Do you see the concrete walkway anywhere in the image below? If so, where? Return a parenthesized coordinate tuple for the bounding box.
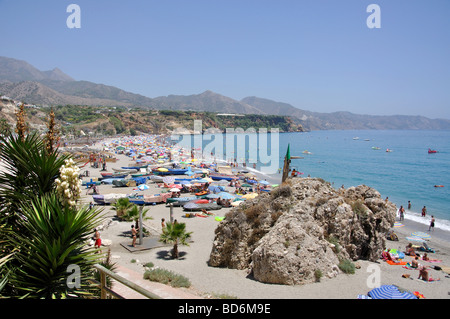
(110, 265, 203, 299)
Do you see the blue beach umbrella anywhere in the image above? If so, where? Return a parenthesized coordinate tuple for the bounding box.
(217, 192, 236, 200)
(368, 285, 417, 299)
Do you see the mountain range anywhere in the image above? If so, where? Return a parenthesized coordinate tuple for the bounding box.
(1, 56, 450, 131)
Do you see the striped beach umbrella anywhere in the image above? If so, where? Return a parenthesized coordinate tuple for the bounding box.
(405, 236, 425, 243)
(368, 285, 417, 299)
(411, 231, 431, 239)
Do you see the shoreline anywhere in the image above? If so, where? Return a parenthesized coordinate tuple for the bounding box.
(79, 136, 450, 299)
(2, 134, 449, 299)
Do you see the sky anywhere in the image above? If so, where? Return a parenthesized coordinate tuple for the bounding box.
(0, 0, 449, 119)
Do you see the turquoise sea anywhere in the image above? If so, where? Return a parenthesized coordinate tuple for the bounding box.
(172, 130, 450, 232)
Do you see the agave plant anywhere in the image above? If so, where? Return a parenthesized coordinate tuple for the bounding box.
(159, 222, 192, 259)
(7, 193, 104, 298)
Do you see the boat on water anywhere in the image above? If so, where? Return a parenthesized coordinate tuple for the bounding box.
(302, 150, 312, 155)
(386, 149, 393, 152)
(372, 147, 381, 150)
(428, 148, 438, 154)
(353, 137, 359, 140)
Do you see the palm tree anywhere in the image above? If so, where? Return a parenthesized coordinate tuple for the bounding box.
(159, 222, 192, 259)
(111, 197, 133, 219)
(121, 204, 152, 229)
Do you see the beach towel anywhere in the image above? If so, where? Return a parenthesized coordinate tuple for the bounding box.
(386, 260, 407, 266)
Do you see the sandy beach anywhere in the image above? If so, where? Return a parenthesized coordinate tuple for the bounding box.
(66, 137, 449, 300)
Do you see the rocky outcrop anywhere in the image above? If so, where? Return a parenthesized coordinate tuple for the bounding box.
(208, 178, 397, 285)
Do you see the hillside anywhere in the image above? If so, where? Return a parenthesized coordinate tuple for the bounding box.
(0, 103, 303, 136)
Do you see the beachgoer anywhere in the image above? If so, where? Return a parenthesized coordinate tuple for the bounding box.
(161, 218, 165, 229)
(422, 253, 429, 261)
(422, 206, 427, 217)
(94, 228, 101, 252)
(418, 266, 440, 282)
(131, 225, 138, 247)
(398, 206, 405, 221)
(429, 216, 435, 231)
(89, 202, 94, 210)
(406, 243, 417, 257)
(411, 256, 419, 268)
(408, 201, 411, 209)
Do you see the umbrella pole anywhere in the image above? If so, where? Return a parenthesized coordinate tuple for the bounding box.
(169, 203, 174, 223)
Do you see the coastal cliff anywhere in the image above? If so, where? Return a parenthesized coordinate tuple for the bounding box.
(208, 178, 397, 285)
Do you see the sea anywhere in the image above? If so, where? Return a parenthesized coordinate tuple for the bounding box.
(170, 130, 450, 232)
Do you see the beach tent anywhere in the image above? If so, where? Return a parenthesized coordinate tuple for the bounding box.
(367, 285, 417, 299)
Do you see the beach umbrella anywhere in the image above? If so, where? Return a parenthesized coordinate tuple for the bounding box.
(405, 236, 425, 243)
(138, 184, 149, 191)
(206, 194, 219, 199)
(394, 222, 404, 228)
(241, 183, 252, 188)
(169, 188, 180, 192)
(183, 202, 200, 210)
(163, 176, 175, 184)
(208, 185, 221, 194)
(259, 180, 270, 185)
(217, 192, 236, 200)
(242, 193, 258, 199)
(411, 231, 431, 239)
(368, 285, 417, 299)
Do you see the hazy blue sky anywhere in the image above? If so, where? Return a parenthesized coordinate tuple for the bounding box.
(1, 0, 449, 119)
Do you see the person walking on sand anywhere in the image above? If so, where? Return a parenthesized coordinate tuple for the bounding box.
(429, 216, 435, 232)
(93, 228, 101, 252)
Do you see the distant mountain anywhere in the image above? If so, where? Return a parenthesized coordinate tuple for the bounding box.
(242, 96, 450, 131)
(151, 90, 265, 114)
(1, 56, 450, 130)
(0, 56, 74, 82)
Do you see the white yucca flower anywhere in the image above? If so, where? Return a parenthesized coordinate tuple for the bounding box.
(56, 158, 82, 208)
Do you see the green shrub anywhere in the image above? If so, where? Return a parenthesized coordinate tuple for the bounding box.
(143, 268, 191, 288)
(338, 259, 356, 274)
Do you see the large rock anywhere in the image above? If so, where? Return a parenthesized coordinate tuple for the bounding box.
(208, 178, 396, 285)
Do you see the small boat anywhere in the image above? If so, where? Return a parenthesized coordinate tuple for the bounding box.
(121, 164, 149, 170)
(210, 173, 238, 181)
(386, 149, 393, 152)
(353, 137, 359, 140)
(434, 185, 444, 188)
(428, 148, 438, 154)
(302, 150, 312, 155)
(112, 167, 139, 173)
(152, 168, 188, 175)
(372, 147, 380, 150)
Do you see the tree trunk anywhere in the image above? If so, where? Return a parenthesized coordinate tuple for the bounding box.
(172, 240, 179, 259)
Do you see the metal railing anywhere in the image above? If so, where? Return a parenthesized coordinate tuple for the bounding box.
(92, 264, 162, 299)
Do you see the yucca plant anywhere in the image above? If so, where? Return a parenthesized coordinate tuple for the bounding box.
(159, 222, 192, 259)
(0, 132, 69, 219)
(7, 193, 104, 298)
